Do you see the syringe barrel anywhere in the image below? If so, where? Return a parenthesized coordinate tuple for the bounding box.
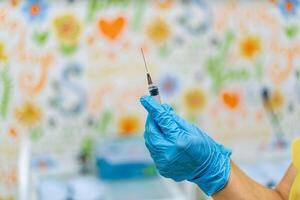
(148, 85, 161, 103)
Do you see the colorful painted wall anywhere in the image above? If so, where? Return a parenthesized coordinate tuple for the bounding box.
(1, 0, 300, 198)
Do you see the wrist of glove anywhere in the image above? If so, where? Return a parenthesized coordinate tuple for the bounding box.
(140, 96, 231, 196)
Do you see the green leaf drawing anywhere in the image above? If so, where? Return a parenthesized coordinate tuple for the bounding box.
(206, 31, 250, 92)
(81, 137, 94, 157)
(60, 44, 78, 55)
(285, 25, 298, 39)
(30, 125, 44, 141)
(96, 110, 113, 134)
(33, 31, 49, 45)
(0, 66, 12, 119)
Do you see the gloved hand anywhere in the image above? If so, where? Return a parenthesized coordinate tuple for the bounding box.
(140, 96, 232, 196)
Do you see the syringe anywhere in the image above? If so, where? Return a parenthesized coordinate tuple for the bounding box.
(141, 48, 161, 103)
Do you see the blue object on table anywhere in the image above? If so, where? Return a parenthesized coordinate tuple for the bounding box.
(96, 137, 157, 180)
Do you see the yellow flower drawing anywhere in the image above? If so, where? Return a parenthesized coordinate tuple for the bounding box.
(269, 89, 284, 111)
(184, 88, 206, 111)
(240, 36, 261, 59)
(14, 101, 42, 127)
(146, 17, 171, 44)
(53, 14, 81, 46)
(0, 43, 8, 62)
(118, 115, 141, 136)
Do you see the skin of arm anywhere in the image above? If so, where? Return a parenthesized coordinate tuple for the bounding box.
(213, 162, 297, 200)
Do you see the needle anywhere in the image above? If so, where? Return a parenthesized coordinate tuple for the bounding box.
(141, 48, 149, 73)
(140, 48, 153, 85)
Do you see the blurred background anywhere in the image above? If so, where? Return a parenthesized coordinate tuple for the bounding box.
(0, 0, 299, 199)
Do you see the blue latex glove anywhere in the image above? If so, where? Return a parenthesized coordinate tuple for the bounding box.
(140, 96, 232, 196)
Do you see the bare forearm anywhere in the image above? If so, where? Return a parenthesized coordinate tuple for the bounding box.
(212, 162, 297, 200)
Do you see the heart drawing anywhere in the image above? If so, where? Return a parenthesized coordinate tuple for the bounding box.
(222, 91, 240, 109)
(98, 16, 126, 41)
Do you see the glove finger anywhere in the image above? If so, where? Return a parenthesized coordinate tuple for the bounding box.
(161, 104, 173, 112)
(144, 116, 178, 152)
(140, 96, 180, 140)
(144, 116, 173, 161)
(161, 104, 191, 132)
(140, 96, 166, 117)
(144, 116, 165, 148)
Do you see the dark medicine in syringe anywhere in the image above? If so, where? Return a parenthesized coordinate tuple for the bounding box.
(146, 73, 159, 96)
(149, 85, 159, 96)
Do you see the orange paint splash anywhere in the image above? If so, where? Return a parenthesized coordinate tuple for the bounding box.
(240, 36, 261, 59)
(285, 1, 294, 13)
(8, 127, 18, 138)
(30, 4, 40, 16)
(118, 115, 140, 136)
(154, 0, 175, 10)
(11, 0, 19, 7)
(98, 16, 126, 41)
(222, 91, 240, 110)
